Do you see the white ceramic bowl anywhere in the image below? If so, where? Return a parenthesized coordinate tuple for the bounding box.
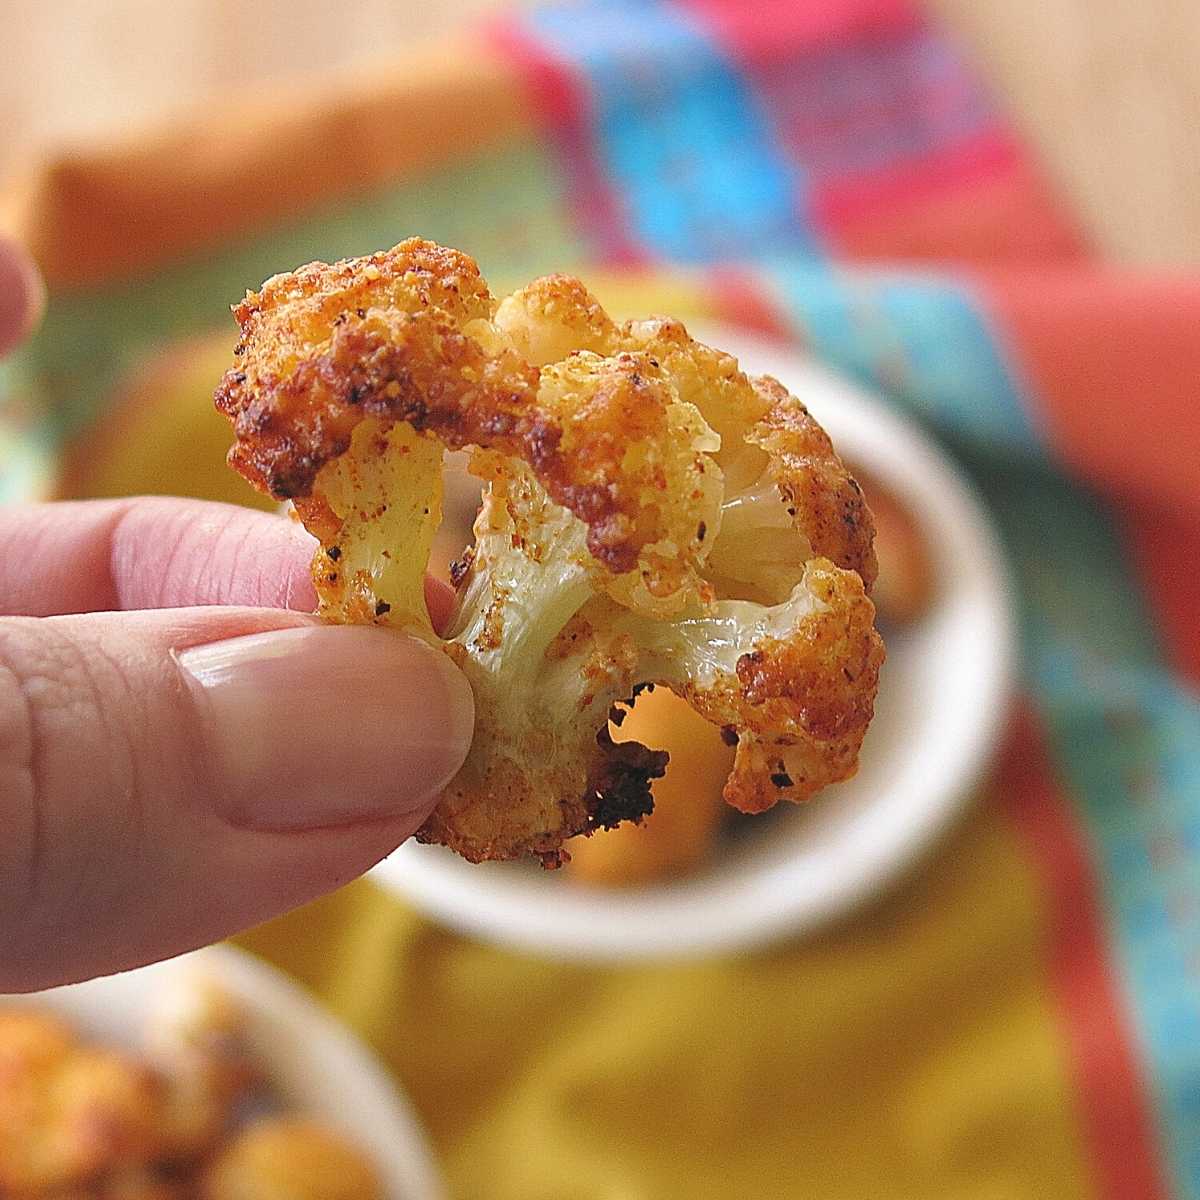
(372, 328, 1015, 961)
(0, 946, 444, 1200)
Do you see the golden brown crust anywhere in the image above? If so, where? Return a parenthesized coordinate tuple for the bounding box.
(733, 568, 881, 744)
(216, 241, 706, 582)
(749, 374, 878, 589)
(214, 238, 883, 864)
(676, 559, 884, 812)
(218, 310, 536, 500)
(215, 239, 496, 497)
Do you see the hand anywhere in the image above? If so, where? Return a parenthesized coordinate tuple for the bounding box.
(1, 241, 474, 993)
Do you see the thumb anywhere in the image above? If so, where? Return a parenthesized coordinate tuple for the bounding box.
(0, 608, 473, 992)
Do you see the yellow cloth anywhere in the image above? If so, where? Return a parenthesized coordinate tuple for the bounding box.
(238, 796, 1091, 1199)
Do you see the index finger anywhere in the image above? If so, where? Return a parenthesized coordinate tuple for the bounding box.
(12, 496, 457, 626)
(11, 498, 318, 616)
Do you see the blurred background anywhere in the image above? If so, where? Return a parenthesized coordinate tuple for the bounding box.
(2, 1, 1199, 1198)
(4, 0, 1200, 263)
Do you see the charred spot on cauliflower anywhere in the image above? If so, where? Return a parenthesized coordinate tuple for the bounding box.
(215, 238, 884, 866)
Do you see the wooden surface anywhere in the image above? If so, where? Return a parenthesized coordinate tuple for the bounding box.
(928, 0, 1200, 264)
(2, 0, 1197, 264)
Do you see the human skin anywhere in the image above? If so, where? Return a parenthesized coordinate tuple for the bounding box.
(0, 238, 474, 992)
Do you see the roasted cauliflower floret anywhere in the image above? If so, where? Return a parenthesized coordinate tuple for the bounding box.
(215, 238, 883, 865)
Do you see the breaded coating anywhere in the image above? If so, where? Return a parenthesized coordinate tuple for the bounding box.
(216, 238, 883, 865)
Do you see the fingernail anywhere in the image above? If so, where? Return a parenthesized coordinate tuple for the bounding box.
(177, 626, 474, 830)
